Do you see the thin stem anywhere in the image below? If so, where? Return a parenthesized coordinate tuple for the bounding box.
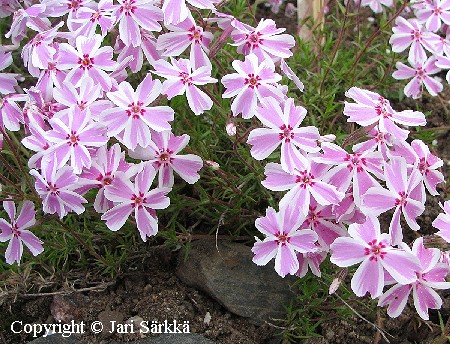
(319, 0, 351, 95)
(349, 0, 409, 85)
(55, 218, 109, 267)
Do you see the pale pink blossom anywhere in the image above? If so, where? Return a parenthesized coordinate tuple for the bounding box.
(362, 157, 425, 245)
(344, 87, 426, 141)
(222, 53, 283, 118)
(231, 18, 295, 62)
(389, 17, 441, 64)
(252, 205, 318, 278)
(162, 0, 217, 25)
(261, 159, 345, 216)
(45, 108, 108, 174)
(5, 4, 50, 44)
(415, 0, 450, 32)
(314, 142, 384, 206)
(360, 0, 393, 13)
(152, 58, 217, 115)
(21, 22, 63, 73)
(378, 237, 450, 319)
(78, 144, 136, 213)
(432, 200, 450, 242)
(390, 139, 444, 195)
(71, 0, 116, 37)
(58, 34, 118, 91)
(128, 130, 203, 188)
(157, 16, 213, 69)
(100, 74, 174, 150)
(247, 96, 320, 172)
(114, 0, 162, 47)
(330, 215, 421, 298)
(0, 47, 20, 95)
(393, 57, 443, 98)
(30, 154, 88, 218)
(0, 201, 43, 265)
(102, 163, 171, 241)
(43, 0, 95, 31)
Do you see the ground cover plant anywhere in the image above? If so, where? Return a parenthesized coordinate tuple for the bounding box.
(0, 0, 450, 342)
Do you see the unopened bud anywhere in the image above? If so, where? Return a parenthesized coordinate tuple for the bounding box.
(206, 160, 220, 170)
(329, 268, 347, 294)
(225, 121, 236, 136)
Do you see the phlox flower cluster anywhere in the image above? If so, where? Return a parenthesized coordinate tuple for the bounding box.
(388, 1, 450, 98)
(0, 0, 448, 324)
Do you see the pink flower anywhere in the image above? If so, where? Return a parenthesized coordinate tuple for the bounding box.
(30, 154, 88, 218)
(162, 0, 217, 25)
(0, 93, 26, 132)
(78, 143, 136, 213)
(100, 74, 174, 150)
(58, 34, 118, 91)
(116, 29, 161, 73)
(362, 157, 425, 245)
(300, 200, 348, 248)
(101, 163, 171, 241)
(360, 0, 393, 13)
(115, 0, 162, 47)
(252, 205, 318, 278)
(330, 215, 421, 298)
(128, 130, 203, 188)
(393, 57, 443, 98)
(0, 47, 20, 95)
(152, 58, 217, 115)
(43, 0, 95, 31)
(0, 201, 43, 265)
(433, 200, 450, 242)
(313, 142, 384, 206)
(389, 17, 440, 64)
(230, 18, 295, 62)
(71, 0, 116, 37)
(378, 237, 450, 319)
(415, 0, 450, 32)
(21, 22, 63, 74)
(247, 96, 320, 172)
(390, 139, 444, 195)
(45, 109, 107, 174)
(157, 16, 214, 69)
(221, 53, 283, 118)
(261, 159, 345, 216)
(5, 4, 49, 44)
(343, 87, 426, 141)
(296, 247, 327, 278)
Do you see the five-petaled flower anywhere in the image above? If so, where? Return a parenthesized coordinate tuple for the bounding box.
(101, 163, 171, 241)
(0, 201, 43, 265)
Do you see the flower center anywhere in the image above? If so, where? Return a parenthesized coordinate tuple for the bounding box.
(245, 73, 261, 89)
(246, 32, 262, 47)
(78, 54, 94, 69)
(418, 157, 429, 174)
(66, 132, 80, 146)
(295, 171, 315, 188)
(411, 30, 421, 41)
(394, 191, 408, 207)
(122, 0, 136, 14)
(188, 26, 202, 42)
(179, 72, 193, 86)
(68, 0, 81, 10)
(126, 102, 145, 118)
(275, 231, 290, 245)
(364, 240, 387, 261)
(46, 182, 59, 195)
(279, 124, 294, 142)
(131, 192, 146, 208)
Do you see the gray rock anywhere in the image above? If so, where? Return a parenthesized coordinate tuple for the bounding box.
(176, 240, 297, 325)
(28, 334, 85, 344)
